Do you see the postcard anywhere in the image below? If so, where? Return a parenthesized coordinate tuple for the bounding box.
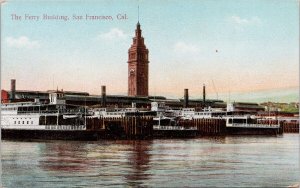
(1, 0, 299, 187)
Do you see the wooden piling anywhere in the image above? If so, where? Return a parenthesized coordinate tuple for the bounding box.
(193, 118, 226, 136)
(283, 122, 299, 133)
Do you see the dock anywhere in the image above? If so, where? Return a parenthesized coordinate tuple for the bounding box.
(283, 122, 299, 133)
(83, 115, 292, 140)
(86, 116, 154, 139)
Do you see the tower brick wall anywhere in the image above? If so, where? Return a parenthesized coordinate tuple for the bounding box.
(127, 22, 149, 97)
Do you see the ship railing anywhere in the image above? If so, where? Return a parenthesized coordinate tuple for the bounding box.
(18, 110, 59, 114)
(193, 116, 224, 119)
(225, 115, 253, 118)
(229, 123, 280, 128)
(17, 110, 84, 115)
(153, 125, 197, 130)
(45, 125, 86, 130)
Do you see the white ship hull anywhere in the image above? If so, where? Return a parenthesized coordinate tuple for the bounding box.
(0, 102, 102, 140)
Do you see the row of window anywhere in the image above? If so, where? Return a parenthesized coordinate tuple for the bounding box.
(195, 113, 211, 115)
(12, 117, 32, 120)
(2, 107, 17, 111)
(14, 121, 34, 125)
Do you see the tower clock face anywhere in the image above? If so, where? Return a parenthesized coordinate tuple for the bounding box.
(130, 69, 135, 75)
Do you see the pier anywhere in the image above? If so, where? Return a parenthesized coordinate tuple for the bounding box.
(85, 116, 228, 139)
(86, 116, 153, 139)
(178, 118, 226, 136)
(84, 116, 289, 140)
(283, 122, 299, 133)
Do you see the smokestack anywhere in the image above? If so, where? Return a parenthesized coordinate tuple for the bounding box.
(184, 88, 189, 108)
(101, 85, 106, 107)
(203, 84, 206, 106)
(11, 79, 16, 101)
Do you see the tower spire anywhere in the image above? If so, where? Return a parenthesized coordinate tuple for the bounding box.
(138, 5, 139, 23)
(127, 17, 149, 97)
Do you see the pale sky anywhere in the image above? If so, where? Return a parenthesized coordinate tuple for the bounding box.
(1, 0, 299, 101)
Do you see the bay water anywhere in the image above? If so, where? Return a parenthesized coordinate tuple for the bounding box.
(1, 134, 299, 187)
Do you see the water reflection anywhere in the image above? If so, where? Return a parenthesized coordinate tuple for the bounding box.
(200, 136, 226, 144)
(200, 135, 282, 145)
(37, 140, 154, 186)
(123, 140, 152, 187)
(38, 142, 90, 172)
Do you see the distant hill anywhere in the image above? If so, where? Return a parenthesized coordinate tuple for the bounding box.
(217, 87, 299, 103)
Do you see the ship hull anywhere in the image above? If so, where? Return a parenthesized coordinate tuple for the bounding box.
(226, 127, 282, 135)
(153, 129, 198, 138)
(1, 129, 105, 141)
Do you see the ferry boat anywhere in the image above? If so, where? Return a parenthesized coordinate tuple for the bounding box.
(1, 91, 101, 140)
(225, 115, 282, 135)
(152, 112, 198, 138)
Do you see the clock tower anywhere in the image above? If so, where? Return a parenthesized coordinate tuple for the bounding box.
(128, 22, 149, 96)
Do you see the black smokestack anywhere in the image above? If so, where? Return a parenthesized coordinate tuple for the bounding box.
(203, 84, 206, 107)
(184, 88, 189, 108)
(11, 79, 16, 101)
(101, 85, 106, 107)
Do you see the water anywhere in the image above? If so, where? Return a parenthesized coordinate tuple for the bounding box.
(1, 134, 299, 187)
